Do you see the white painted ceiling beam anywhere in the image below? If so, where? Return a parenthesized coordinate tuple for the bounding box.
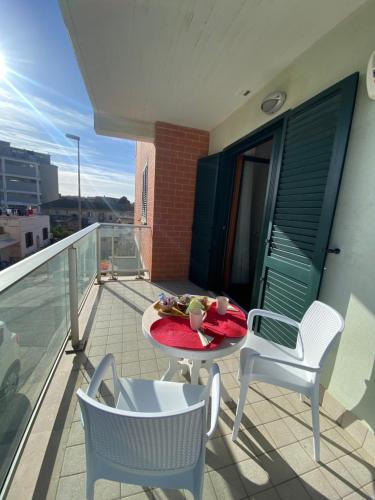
(94, 113, 155, 143)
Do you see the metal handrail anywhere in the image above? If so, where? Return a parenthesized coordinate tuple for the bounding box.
(0, 223, 100, 294)
(0, 223, 151, 294)
(99, 222, 151, 228)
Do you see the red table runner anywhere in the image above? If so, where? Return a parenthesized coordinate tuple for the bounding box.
(150, 302, 247, 350)
(204, 302, 247, 338)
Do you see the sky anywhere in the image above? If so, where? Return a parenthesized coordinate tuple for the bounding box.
(0, 0, 136, 201)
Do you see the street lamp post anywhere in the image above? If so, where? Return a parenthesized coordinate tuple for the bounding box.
(65, 133, 82, 230)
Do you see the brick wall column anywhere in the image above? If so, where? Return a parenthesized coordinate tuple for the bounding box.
(151, 122, 209, 280)
(134, 122, 209, 281)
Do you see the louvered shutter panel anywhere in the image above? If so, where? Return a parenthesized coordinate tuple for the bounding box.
(257, 74, 358, 347)
(189, 154, 221, 288)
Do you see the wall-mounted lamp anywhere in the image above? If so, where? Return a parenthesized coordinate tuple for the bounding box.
(261, 91, 287, 115)
(367, 50, 375, 100)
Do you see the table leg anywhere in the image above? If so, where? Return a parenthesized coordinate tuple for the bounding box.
(190, 360, 201, 385)
(201, 359, 212, 373)
(161, 357, 179, 381)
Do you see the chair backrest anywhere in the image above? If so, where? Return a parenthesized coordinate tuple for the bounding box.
(77, 390, 206, 472)
(299, 300, 344, 368)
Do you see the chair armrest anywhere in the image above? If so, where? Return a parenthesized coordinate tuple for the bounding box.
(206, 363, 221, 439)
(247, 309, 300, 331)
(241, 347, 320, 373)
(87, 353, 120, 402)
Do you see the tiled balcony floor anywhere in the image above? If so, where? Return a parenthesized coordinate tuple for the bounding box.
(20, 281, 375, 499)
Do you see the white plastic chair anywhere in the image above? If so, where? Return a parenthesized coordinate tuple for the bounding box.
(77, 353, 220, 499)
(232, 300, 344, 461)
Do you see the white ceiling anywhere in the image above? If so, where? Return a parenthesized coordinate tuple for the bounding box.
(59, 0, 367, 141)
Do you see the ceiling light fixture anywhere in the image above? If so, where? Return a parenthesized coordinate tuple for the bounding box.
(261, 91, 286, 114)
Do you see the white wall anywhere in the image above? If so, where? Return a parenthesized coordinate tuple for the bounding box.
(0, 216, 50, 257)
(209, 0, 375, 432)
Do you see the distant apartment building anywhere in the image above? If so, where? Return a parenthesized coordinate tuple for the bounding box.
(0, 140, 59, 213)
(41, 196, 134, 231)
(0, 214, 51, 267)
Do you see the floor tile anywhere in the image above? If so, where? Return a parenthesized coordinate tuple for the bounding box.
(140, 359, 158, 373)
(278, 442, 317, 476)
(106, 342, 123, 354)
(361, 480, 375, 498)
(262, 419, 297, 449)
(107, 333, 123, 345)
(269, 395, 297, 419)
(209, 464, 247, 499)
(206, 435, 236, 471)
(259, 450, 296, 485)
(138, 348, 156, 360)
(300, 468, 340, 499)
(122, 361, 141, 377)
(343, 490, 370, 499)
(276, 478, 311, 500)
(240, 404, 262, 428)
(251, 400, 281, 425)
(283, 392, 309, 414)
(237, 458, 272, 496)
(320, 459, 360, 497)
(339, 451, 375, 488)
(67, 421, 85, 447)
(247, 487, 280, 500)
(120, 481, 150, 497)
(256, 383, 283, 400)
(60, 444, 86, 477)
(235, 425, 277, 458)
(89, 344, 106, 356)
(152, 487, 186, 499)
(283, 414, 313, 441)
(322, 427, 356, 459)
(299, 436, 336, 465)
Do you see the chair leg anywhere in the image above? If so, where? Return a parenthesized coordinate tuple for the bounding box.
(311, 384, 320, 462)
(86, 477, 95, 500)
(192, 475, 204, 500)
(232, 376, 250, 441)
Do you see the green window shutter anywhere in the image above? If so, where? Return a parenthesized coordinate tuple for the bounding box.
(257, 73, 358, 347)
(189, 154, 221, 288)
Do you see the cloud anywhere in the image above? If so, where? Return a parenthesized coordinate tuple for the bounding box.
(0, 80, 135, 200)
(57, 162, 135, 200)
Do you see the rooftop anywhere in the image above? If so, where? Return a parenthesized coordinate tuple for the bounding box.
(41, 196, 134, 213)
(5, 279, 374, 500)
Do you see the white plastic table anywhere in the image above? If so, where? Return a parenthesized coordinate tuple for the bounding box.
(142, 300, 247, 384)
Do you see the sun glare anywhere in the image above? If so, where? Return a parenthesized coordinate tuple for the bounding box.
(0, 53, 8, 80)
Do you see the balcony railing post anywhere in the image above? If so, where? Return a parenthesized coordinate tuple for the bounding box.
(137, 226, 142, 279)
(111, 225, 115, 278)
(96, 226, 101, 284)
(68, 246, 84, 350)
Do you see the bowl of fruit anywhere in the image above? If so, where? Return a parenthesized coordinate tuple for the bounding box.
(158, 294, 176, 312)
(176, 295, 191, 313)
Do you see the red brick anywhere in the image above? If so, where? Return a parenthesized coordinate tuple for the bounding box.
(134, 122, 209, 280)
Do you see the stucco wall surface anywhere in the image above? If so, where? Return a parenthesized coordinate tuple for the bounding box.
(209, 1, 375, 432)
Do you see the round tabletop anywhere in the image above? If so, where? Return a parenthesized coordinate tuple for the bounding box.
(142, 300, 248, 362)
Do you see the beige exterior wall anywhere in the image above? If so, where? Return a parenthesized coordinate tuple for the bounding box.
(0, 215, 50, 257)
(39, 163, 59, 204)
(209, 0, 375, 433)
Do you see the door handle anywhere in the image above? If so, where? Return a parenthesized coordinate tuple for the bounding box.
(327, 248, 341, 254)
